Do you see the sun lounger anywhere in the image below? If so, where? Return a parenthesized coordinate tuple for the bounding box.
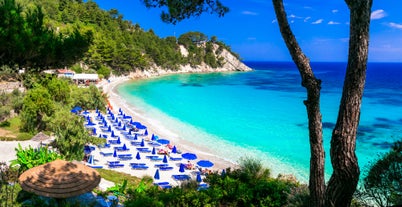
(169, 157, 182, 161)
(100, 152, 113, 156)
(197, 183, 209, 191)
(107, 160, 120, 164)
(172, 174, 190, 181)
(150, 157, 163, 161)
(136, 147, 151, 153)
(131, 165, 149, 170)
(159, 166, 174, 171)
(154, 164, 169, 168)
(118, 154, 133, 160)
(108, 163, 124, 168)
(89, 165, 103, 169)
(114, 146, 130, 151)
(108, 140, 120, 145)
(131, 141, 142, 146)
(154, 182, 172, 189)
(130, 163, 147, 167)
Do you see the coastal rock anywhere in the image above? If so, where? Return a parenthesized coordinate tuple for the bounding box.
(128, 43, 252, 79)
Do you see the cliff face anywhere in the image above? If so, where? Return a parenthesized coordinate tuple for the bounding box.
(129, 44, 252, 79)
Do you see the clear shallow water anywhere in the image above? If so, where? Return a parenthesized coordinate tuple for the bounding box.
(117, 62, 402, 182)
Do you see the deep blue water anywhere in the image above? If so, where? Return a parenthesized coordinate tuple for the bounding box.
(117, 62, 402, 182)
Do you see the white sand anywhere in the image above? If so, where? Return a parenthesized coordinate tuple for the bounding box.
(88, 76, 236, 186)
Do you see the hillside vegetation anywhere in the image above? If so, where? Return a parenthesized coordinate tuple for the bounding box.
(9, 0, 241, 76)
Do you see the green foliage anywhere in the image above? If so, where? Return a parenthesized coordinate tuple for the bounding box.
(45, 77, 71, 104)
(46, 108, 104, 160)
(356, 140, 402, 207)
(0, 162, 22, 207)
(97, 65, 111, 79)
(107, 179, 128, 196)
(124, 158, 295, 207)
(20, 85, 54, 133)
(0, 0, 92, 70)
(141, 0, 229, 24)
(10, 143, 62, 172)
(70, 84, 107, 110)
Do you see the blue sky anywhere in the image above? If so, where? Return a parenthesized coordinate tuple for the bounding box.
(93, 0, 402, 62)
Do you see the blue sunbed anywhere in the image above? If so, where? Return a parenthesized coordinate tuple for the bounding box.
(136, 147, 151, 153)
(108, 163, 124, 168)
(159, 166, 174, 171)
(169, 157, 182, 161)
(131, 165, 149, 170)
(100, 152, 113, 156)
(154, 164, 169, 168)
(172, 174, 190, 181)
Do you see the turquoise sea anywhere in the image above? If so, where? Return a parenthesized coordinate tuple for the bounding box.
(117, 62, 402, 182)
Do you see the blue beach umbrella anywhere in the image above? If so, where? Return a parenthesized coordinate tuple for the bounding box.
(92, 128, 96, 135)
(98, 134, 102, 138)
(88, 155, 94, 165)
(163, 155, 168, 163)
(116, 137, 121, 144)
(137, 125, 147, 130)
(172, 146, 177, 154)
(118, 121, 122, 127)
(136, 152, 141, 160)
(111, 131, 115, 138)
(151, 134, 156, 141)
(122, 144, 127, 150)
(144, 129, 148, 136)
(122, 125, 126, 131)
(82, 110, 90, 115)
(182, 153, 197, 160)
(157, 139, 170, 145)
(196, 173, 202, 183)
(179, 163, 185, 173)
(154, 169, 160, 180)
(197, 160, 214, 168)
(152, 147, 156, 155)
(107, 125, 111, 132)
(113, 149, 117, 158)
(134, 134, 138, 140)
(140, 139, 145, 147)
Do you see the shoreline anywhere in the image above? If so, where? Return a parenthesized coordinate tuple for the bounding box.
(99, 75, 238, 172)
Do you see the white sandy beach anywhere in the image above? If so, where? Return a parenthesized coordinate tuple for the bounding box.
(91, 76, 237, 185)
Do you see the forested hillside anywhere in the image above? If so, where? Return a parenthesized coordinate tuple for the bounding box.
(5, 0, 241, 76)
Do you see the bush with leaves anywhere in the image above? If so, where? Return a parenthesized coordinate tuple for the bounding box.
(124, 157, 296, 207)
(356, 140, 402, 207)
(10, 144, 62, 173)
(46, 108, 104, 161)
(20, 85, 55, 133)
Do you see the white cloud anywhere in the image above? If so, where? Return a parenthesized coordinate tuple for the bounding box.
(312, 19, 323, 24)
(304, 17, 311, 22)
(328, 21, 340, 25)
(288, 14, 302, 19)
(242, 11, 258, 16)
(271, 19, 277, 23)
(371, 9, 386, 20)
(388, 22, 402, 29)
(332, 9, 338, 13)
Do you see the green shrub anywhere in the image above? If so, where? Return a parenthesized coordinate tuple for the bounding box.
(10, 144, 63, 172)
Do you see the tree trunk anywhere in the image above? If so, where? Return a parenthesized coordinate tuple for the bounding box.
(325, 0, 373, 206)
(272, 1, 325, 206)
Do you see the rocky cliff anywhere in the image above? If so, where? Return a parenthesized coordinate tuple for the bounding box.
(128, 44, 252, 79)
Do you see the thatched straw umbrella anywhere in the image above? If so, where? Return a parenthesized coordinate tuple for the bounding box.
(18, 160, 101, 198)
